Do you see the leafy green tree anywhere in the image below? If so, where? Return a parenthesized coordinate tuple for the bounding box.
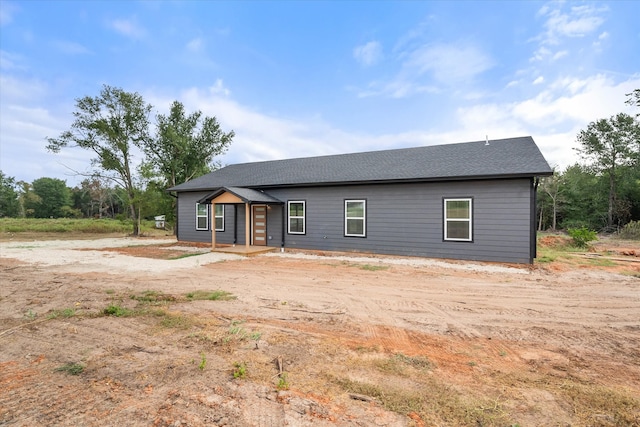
(28, 177, 72, 218)
(46, 85, 152, 235)
(141, 100, 234, 233)
(558, 164, 608, 230)
(0, 171, 20, 217)
(145, 101, 234, 188)
(575, 113, 640, 229)
(16, 181, 40, 218)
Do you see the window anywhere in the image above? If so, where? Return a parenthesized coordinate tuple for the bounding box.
(196, 203, 208, 230)
(444, 198, 472, 241)
(288, 201, 305, 234)
(214, 204, 225, 231)
(345, 200, 366, 237)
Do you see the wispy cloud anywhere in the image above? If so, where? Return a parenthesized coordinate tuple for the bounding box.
(186, 37, 204, 53)
(353, 41, 382, 67)
(0, 1, 17, 26)
(108, 17, 146, 39)
(51, 40, 92, 55)
(0, 50, 26, 70)
(405, 43, 493, 85)
(531, 2, 607, 62)
(355, 41, 493, 98)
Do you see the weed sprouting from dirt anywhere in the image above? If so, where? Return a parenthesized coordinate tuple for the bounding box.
(277, 372, 289, 390)
(233, 361, 247, 379)
(199, 352, 207, 371)
(55, 362, 84, 375)
(102, 304, 132, 317)
(185, 290, 236, 301)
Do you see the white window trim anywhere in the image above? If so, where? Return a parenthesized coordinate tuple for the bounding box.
(214, 204, 225, 232)
(287, 200, 306, 234)
(345, 199, 366, 237)
(196, 203, 209, 231)
(444, 198, 472, 242)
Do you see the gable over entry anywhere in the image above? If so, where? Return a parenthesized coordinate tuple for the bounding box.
(197, 186, 283, 251)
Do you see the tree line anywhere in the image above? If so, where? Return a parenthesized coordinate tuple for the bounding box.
(538, 90, 639, 233)
(1, 85, 234, 234)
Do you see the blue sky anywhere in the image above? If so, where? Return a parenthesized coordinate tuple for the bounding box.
(1, 0, 638, 186)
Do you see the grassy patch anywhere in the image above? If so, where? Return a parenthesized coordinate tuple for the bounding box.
(48, 308, 76, 319)
(130, 290, 176, 304)
(0, 217, 161, 234)
(185, 290, 236, 301)
(358, 264, 389, 271)
(375, 353, 433, 376)
(156, 311, 194, 329)
(331, 376, 511, 426)
(102, 304, 133, 317)
(55, 362, 84, 375)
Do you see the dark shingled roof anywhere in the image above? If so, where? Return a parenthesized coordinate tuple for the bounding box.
(168, 136, 552, 192)
(197, 187, 283, 204)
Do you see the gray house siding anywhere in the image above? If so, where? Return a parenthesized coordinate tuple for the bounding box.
(179, 178, 536, 263)
(177, 191, 243, 245)
(263, 178, 533, 263)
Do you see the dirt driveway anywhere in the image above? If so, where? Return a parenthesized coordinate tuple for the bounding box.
(1, 237, 639, 426)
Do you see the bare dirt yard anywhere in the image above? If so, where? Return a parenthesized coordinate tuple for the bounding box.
(1, 234, 639, 426)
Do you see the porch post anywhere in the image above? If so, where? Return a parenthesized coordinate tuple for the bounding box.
(211, 202, 216, 250)
(245, 203, 250, 249)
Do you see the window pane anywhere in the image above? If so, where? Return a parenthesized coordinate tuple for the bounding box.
(197, 217, 207, 229)
(346, 201, 364, 217)
(215, 217, 223, 230)
(215, 204, 224, 216)
(347, 218, 364, 235)
(447, 221, 470, 240)
(446, 200, 469, 219)
(289, 202, 304, 216)
(289, 218, 304, 233)
(197, 204, 208, 216)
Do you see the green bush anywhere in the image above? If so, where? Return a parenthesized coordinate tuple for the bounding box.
(618, 220, 640, 240)
(567, 227, 597, 248)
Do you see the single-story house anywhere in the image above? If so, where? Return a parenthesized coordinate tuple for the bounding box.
(167, 136, 553, 264)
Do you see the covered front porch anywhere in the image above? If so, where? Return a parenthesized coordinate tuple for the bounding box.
(197, 186, 284, 253)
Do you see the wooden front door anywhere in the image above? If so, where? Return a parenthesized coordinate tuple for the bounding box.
(252, 205, 267, 246)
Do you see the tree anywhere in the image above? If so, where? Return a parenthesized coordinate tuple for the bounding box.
(538, 170, 562, 230)
(28, 177, 72, 218)
(46, 85, 152, 235)
(144, 101, 234, 188)
(559, 164, 607, 230)
(575, 112, 640, 229)
(141, 101, 234, 231)
(0, 171, 20, 217)
(627, 89, 640, 116)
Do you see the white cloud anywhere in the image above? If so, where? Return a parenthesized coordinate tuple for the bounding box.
(356, 42, 492, 98)
(539, 3, 607, 44)
(0, 50, 26, 70)
(108, 18, 146, 39)
(51, 40, 92, 55)
(456, 74, 640, 170)
(533, 76, 545, 85)
(0, 1, 17, 26)
(406, 43, 493, 84)
(353, 41, 383, 67)
(186, 37, 203, 52)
